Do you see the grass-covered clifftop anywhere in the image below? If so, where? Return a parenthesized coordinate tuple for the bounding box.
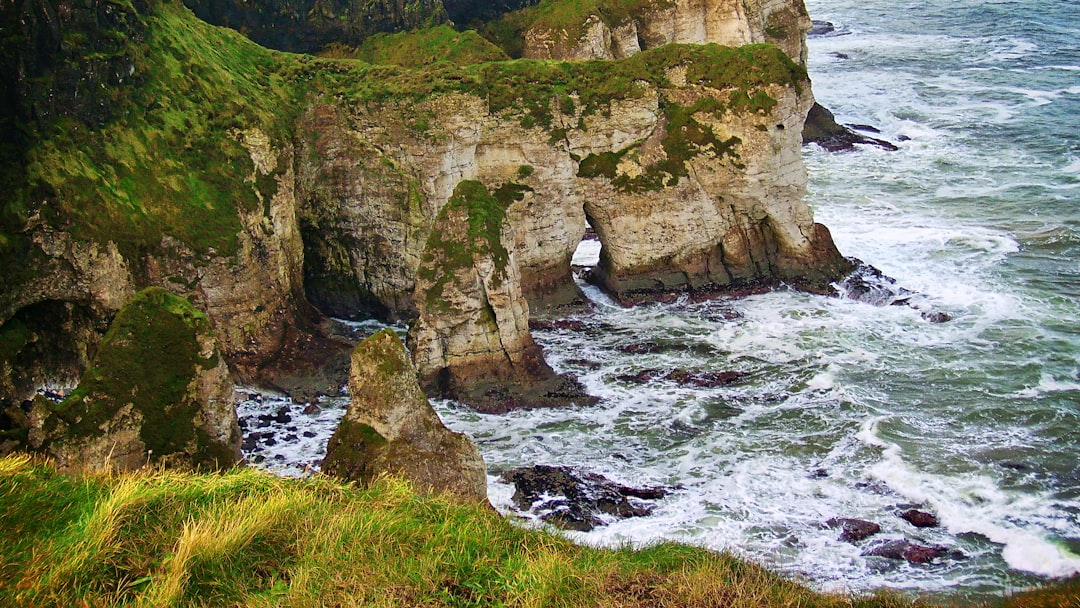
(1, 454, 1074, 607)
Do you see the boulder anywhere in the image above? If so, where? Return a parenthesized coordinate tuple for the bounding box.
(25, 288, 240, 472)
(322, 329, 488, 502)
(802, 102, 899, 152)
(501, 465, 667, 531)
(826, 517, 881, 543)
(900, 509, 940, 528)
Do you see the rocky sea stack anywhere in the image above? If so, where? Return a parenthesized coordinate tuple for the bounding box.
(322, 329, 488, 502)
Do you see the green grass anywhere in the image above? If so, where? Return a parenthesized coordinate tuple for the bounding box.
(2, 454, 1072, 608)
(17, 0, 300, 262)
(0, 454, 923, 607)
(322, 25, 510, 67)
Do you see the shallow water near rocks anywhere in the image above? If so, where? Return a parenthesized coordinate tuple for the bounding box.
(240, 0, 1080, 598)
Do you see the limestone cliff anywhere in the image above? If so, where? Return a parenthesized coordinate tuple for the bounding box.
(2, 0, 852, 426)
(25, 288, 240, 471)
(406, 181, 592, 412)
(299, 43, 849, 317)
(322, 329, 487, 501)
(484, 0, 811, 66)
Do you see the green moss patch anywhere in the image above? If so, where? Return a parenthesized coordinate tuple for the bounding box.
(51, 288, 215, 456)
(578, 99, 742, 193)
(324, 25, 509, 68)
(17, 1, 301, 261)
(417, 181, 511, 313)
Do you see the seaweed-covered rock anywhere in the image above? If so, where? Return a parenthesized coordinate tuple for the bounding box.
(26, 288, 240, 471)
(322, 329, 487, 502)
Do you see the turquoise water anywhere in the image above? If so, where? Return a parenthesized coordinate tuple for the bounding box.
(438, 0, 1080, 597)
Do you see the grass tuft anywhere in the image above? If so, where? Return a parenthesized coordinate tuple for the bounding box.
(5, 454, 1066, 607)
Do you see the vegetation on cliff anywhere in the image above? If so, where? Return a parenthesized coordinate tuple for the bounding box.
(181, 0, 449, 53)
(305, 41, 805, 133)
(36, 288, 239, 469)
(1, 454, 1074, 607)
(479, 0, 673, 58)
(3, 0, 299, 265)
(2, 0, 802, 270)
(321, 24, 510, 67)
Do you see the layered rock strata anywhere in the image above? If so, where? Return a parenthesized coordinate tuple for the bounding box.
(306, 44, 850, 316)
(24, 288, 241, 471)
(322, 329, 488, 502)
(407, 181, 592, 412)
(516, 0, 812, 66)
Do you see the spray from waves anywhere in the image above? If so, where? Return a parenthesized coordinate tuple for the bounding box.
(857, 418, 1080, 579)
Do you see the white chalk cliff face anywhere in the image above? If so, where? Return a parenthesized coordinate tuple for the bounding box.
(523, 0, 812, 67)
(297, 38, 851, 408)
(301, 47, 847, 318)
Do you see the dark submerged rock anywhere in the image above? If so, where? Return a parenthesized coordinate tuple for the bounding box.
(863, 539, 945, 564)
(809, 20, 835, 37)
(803, 103, 899, 152)
(501, 465, 667, 531)
(826, 517, 881, 543)
(616, 368, 748, 388)
(900, 509, 940, 528)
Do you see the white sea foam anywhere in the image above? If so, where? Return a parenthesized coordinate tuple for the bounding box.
(857, 420, 1080, 578)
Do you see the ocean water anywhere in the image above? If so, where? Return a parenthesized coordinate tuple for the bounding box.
(238, 0, 1080, 598)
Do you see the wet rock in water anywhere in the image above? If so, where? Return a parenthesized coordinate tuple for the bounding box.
(273, 407, 292, 423)
(863, 539, 944, 564)
(528, 318, 591, 332)
(840, 262, 951, 322)
(849, 124, 882, 134)
(500, 465, 667, 532)
(900, 509, 940, 528)
(826, 518, 881, 543)
(617, 368, 748, 388)
(921, 311, 952, 323)
(302, 403, 321, 415)
(803, 103, 899, 152)
(809, 20, 835, 37)
(831, 52, 850, 60)
(616, 341, 719, 357)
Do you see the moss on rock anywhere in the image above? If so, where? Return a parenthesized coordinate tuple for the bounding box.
(322, 329, 487, 502)
(417, 180, 510, 313)
(39, 287, 239, 470)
